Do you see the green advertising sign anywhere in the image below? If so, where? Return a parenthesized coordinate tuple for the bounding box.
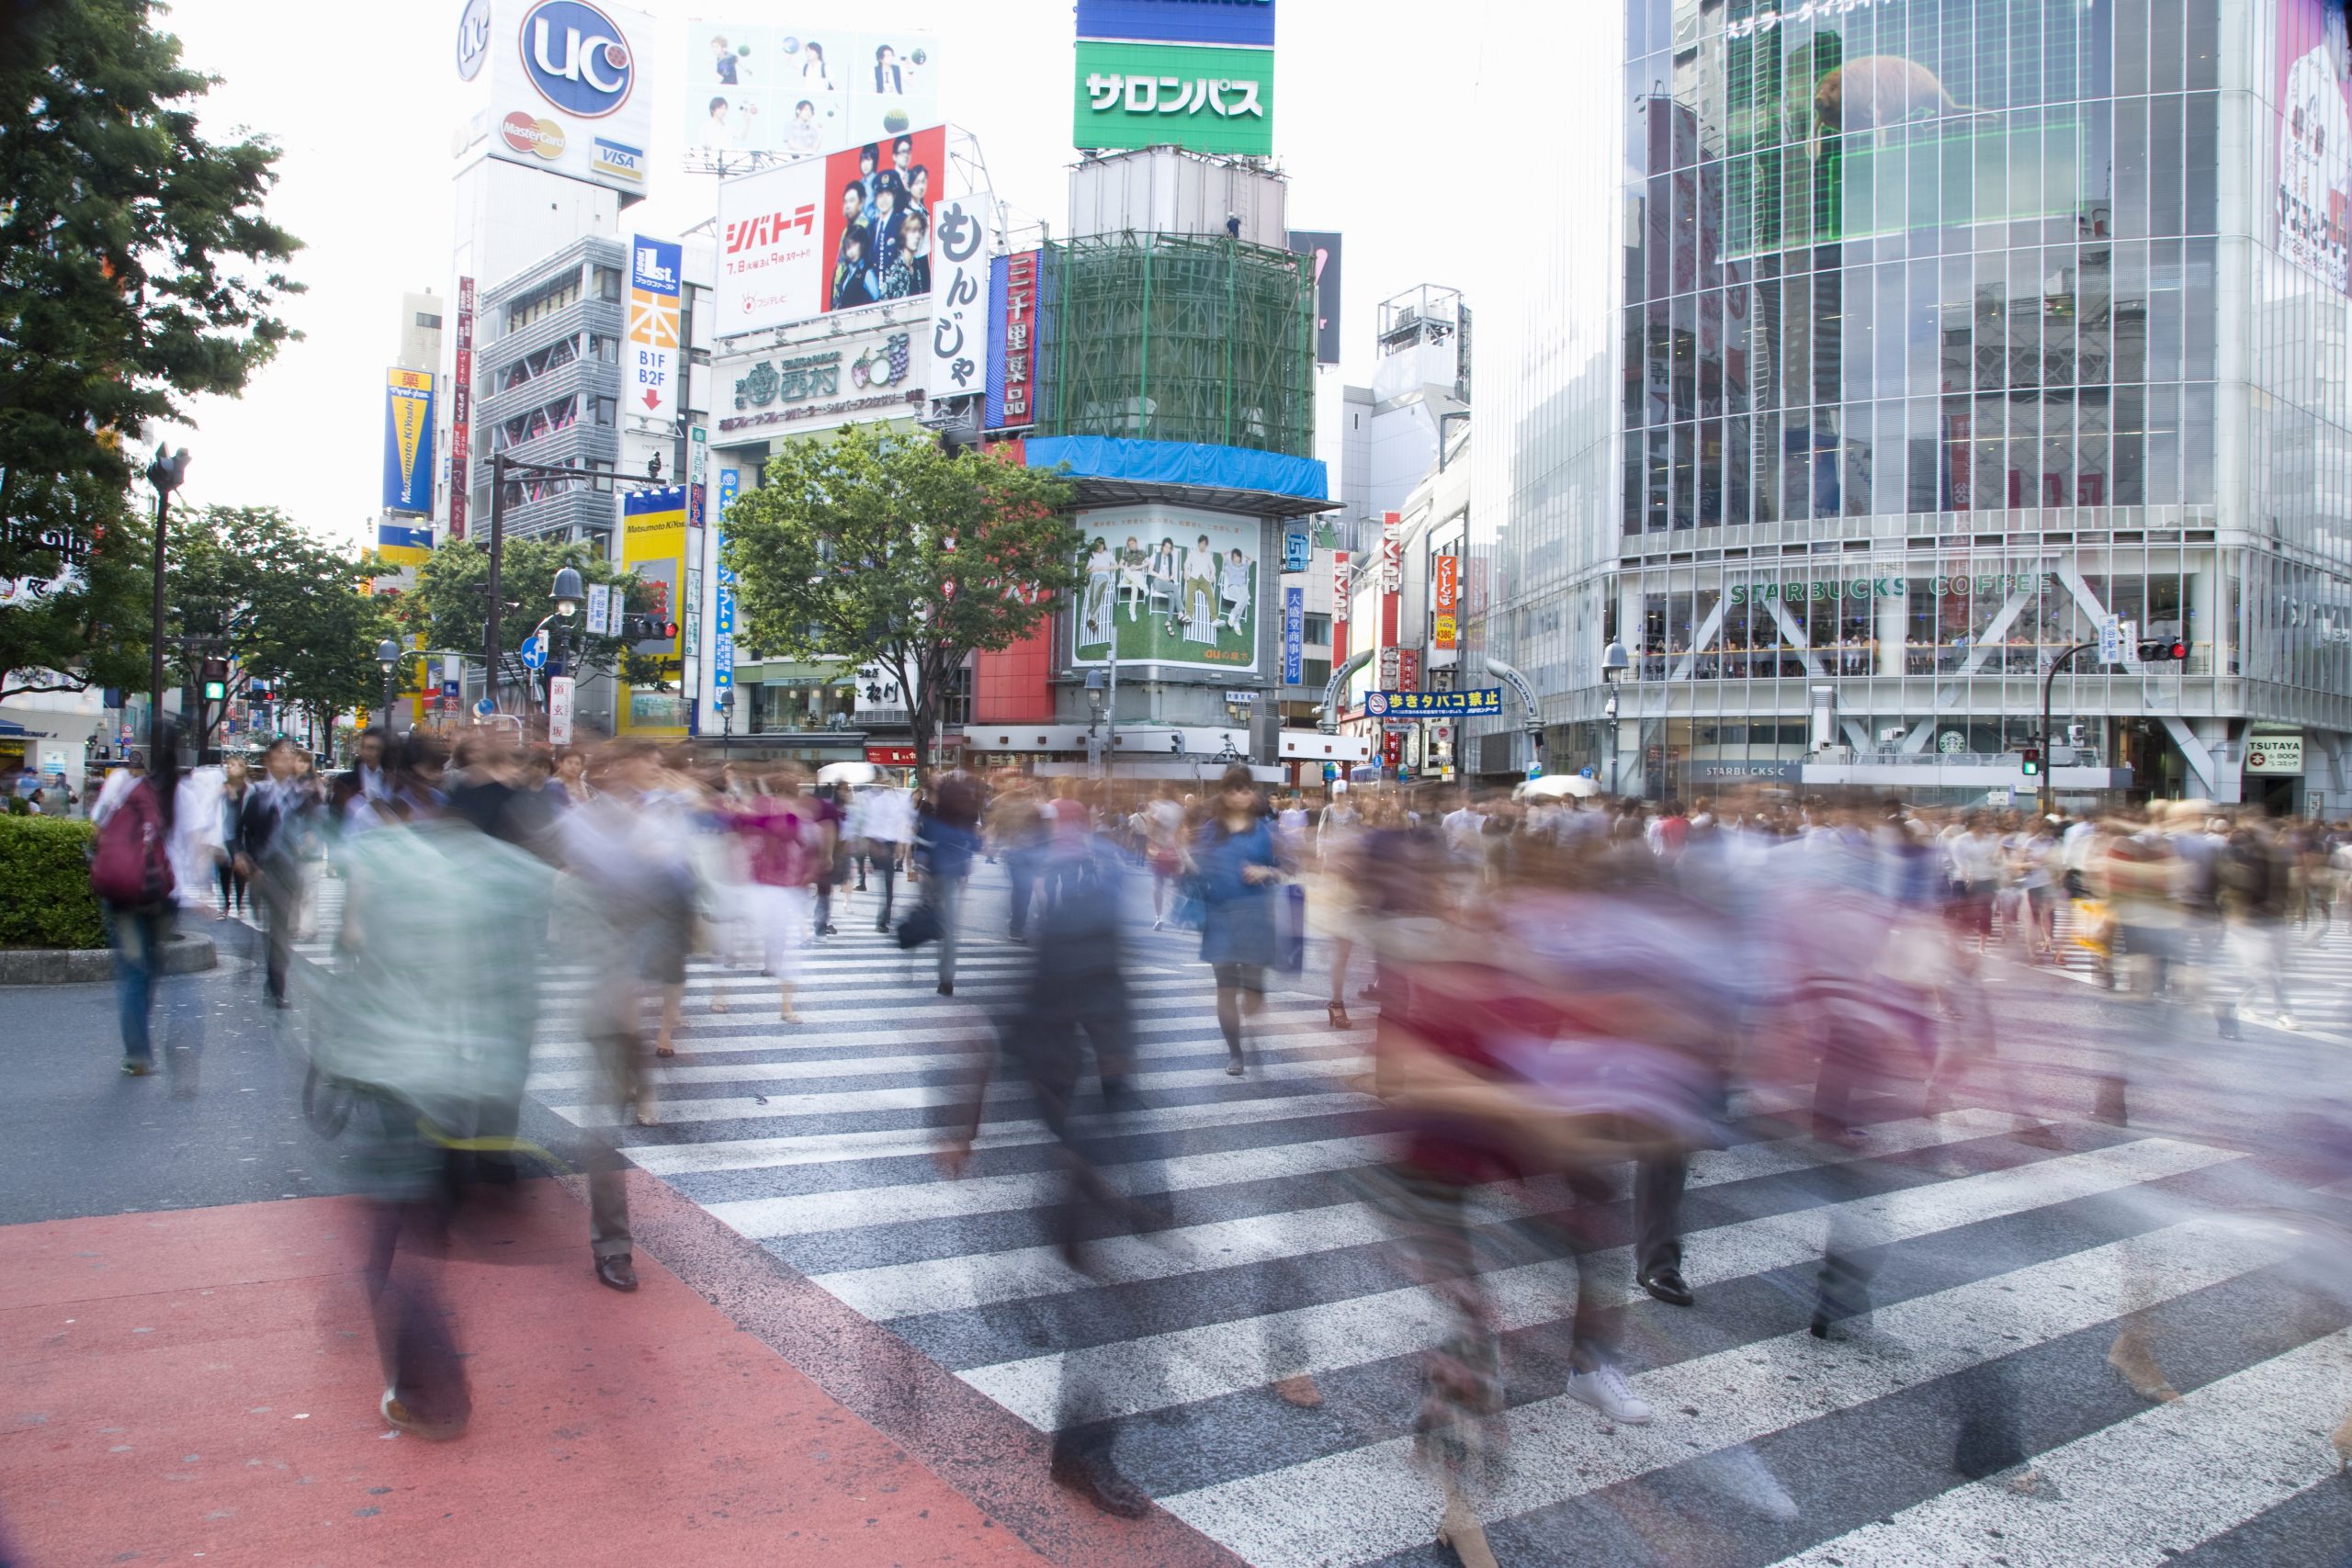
(1074, 39, 1274, 157)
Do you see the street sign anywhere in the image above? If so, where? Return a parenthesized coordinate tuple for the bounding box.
(441, 680, 459, 704)
(474, 697, 496, 717)
(519, 629, 548, 671)
(1223, 690, 1258, 704)
(548, 675, 575, 745)
(585, 583, 610, 639)
(1363, 688, 1503, 717)
(2098, 616, 2122, 664)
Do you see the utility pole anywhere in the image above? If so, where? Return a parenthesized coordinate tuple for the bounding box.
(484, 450, 508, 716)
(2039, 640, 2096, 818)
(144, 446, 191, 758)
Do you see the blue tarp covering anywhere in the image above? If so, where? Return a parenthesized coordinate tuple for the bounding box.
(1023, 436, 1328, 503)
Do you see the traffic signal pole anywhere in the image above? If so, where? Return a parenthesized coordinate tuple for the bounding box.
(2039, 640, 2095, 818)
(484, 451, 507, 716)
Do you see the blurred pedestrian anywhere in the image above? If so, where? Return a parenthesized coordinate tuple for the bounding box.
(915, 765, 981, 994)
(861, 775, 917, 929)
(730, 766, 819, 1022)
(1195, 765, 1280, 1076)
(235, 738, 319, 1009)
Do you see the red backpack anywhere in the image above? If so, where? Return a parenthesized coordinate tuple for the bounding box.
(89, 783, 175, 907)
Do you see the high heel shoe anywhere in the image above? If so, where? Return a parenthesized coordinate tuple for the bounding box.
(1327, 999, 1351, 1029)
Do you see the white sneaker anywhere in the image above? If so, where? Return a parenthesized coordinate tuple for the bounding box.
(1565, 1360, 1651, 1426)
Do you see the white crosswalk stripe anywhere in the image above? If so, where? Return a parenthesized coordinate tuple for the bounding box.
(288, 861, 2352, 1564)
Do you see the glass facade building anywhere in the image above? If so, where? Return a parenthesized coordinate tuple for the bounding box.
(1468, 0, 2352, 810)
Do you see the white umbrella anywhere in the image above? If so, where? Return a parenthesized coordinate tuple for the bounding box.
(816, 761, 879, 785)
(1516, 773, 1599, 800)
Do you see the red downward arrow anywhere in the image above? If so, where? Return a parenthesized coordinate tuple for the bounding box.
(641, 387, 662, 410)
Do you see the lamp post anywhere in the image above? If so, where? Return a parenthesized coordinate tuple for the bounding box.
(376, 637, 402, 732)
(1600, 638, 1629, 797)
(145, 446, 191, 761)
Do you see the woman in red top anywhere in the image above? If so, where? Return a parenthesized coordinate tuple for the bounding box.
(730, 764, 819, 1022)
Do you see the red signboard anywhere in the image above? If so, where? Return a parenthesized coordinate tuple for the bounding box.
(1433, 554, 1458, 649)
(450, 276, 474, 540)
(1397, 648, 1419, 693)
(865, 745, 918, 766)
(1000, 249, 1037, 429)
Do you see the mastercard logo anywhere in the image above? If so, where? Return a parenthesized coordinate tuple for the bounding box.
(500, 110, 566, 159)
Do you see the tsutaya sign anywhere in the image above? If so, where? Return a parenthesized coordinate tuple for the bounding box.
(1727, 572, 2056, 604)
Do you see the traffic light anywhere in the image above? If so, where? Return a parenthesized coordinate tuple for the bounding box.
(199, 659, 228, 702)
(2136, 637, 2188, 662)
(621, 614, 678, 642)
(2020, 746, 2041, 777)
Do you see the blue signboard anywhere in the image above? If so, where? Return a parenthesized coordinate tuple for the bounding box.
(1362, 688, 1502, 717)
(712, 479, 738, 690)
(1076, 0, 1276, 46)
(381, 368, 435, 515)
(1283, 585, 1304, 685)
(1282, 522, 1310, 573)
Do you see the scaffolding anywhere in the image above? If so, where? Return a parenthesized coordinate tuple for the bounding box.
(1037, 231, 1316, 459)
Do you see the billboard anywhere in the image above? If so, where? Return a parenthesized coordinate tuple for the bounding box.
(382, 369, 436, 515)
(685, 21, 939, 164)
(714, 321, 922, 439)
(2278, 0, 2352, 293)
(1283, 584, 1304, 684)
(620, 486, 686, 735)
(1074, 39, 1273, 156)
(985, 250, 1040, 431)
(450, 277, 475, 539)
(926, 174, 992, 401)
(1433, 552, 1458, 649)
(1072, 503, 1261, 674)
(627, 235, 683, 423)
(716, 124, 947, 337)
(471, 0, 655, 197)
(376, 521, 434, 567)
(1288, 231, 1341, 365)
(1075, 0, 1274, 46)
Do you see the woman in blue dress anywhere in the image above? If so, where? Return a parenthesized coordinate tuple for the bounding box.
(1194, 764, 1282, 1076)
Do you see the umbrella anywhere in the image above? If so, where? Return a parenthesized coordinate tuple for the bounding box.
(1517, 773, 1599, 800)
(816, 761, 879, 785)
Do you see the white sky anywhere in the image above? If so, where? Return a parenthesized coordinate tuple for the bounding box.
(149, 0, 1494, 552)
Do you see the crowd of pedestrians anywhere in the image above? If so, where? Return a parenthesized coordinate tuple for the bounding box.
(76, 734, 2352, 1540)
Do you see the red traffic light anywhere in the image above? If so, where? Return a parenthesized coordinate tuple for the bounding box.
(2134, 638, 2188, 663)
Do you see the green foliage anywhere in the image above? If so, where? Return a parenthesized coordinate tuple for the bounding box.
(722, 426, 1080, 767)
(173, 505, 390, 740)
(0, 817, 106, 950)
(0, 0, 302, 701)
(392, 536, 660, 694)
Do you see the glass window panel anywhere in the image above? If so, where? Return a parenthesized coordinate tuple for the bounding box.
(2148, 238, 2184, 383)
(1727, 414, 1752, 525)
(2149, 0, 2185, 94)
(2184, 92, 2216, 235)
(2044, 244, 2078, 387)
(1975, 254, 2007, 392)
(2183, 381, 2214, 504)
(2114, 387, 2146, 504)
(1701, 288, 1724, 420)
(1975, 393, 2008, 506)
(1814, 271, 1843, 406)
(1943, 393, 1974, 509)
(2009, 249, 2042, 390)
(2114, 96, 2148, 239)
(1782, 412, 1813, 521)
(1814, 406, 1844, 517)
(1673, 422, 1697, 529)
(2078, 244, 2113, 384)
(1648, 300, 1672, 425)
(2078, 387, 2112, 505)
(1647, 426, 1672, 531)
(2114, 241, 2149, 383)
(2114, 0, 2150, 98)
(2182, 237, 2215, 379)
(1700, 420, 1725, 526)
(2007, 397, 2040, 507)
(1673, 293, 1697, 420)
(2149, 94, 2185, 237)
(1624, 433, 1645, 535)
(1755, 409, 1782, 523)
(1875, 262, 1905, 399)
(1875, 398, 1907, 515)
(2041, 391, 2075, 508)
(1844, 401, 1873, 517)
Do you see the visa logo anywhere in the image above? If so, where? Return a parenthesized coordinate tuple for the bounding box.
(594, 138, 645, 179)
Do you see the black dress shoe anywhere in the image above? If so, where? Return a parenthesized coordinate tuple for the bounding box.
(1049, 1441, 1151, 1518)
(594, 1254, 639, 1292)
(1638, 1267, 1694, 1307)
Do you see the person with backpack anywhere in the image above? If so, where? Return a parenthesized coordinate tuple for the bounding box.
(89, 736, 196, 1077)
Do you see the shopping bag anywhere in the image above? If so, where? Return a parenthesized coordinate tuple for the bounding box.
(1276, 882, 1306, 975)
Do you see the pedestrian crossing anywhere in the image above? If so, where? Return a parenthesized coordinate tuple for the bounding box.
(288, 864, 2352, 1563)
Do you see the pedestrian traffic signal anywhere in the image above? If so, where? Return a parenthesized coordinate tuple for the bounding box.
(2135, 637, 2188, 662)
(199, 659, 228, 702)
(2020, 746, 2041, 776)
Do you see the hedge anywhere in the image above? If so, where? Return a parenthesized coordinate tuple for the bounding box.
(0, 816, 107, 950)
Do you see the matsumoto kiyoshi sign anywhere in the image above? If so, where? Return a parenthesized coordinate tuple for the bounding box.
(1727, 572, 2054, 604)
(717, 328, 921, 436)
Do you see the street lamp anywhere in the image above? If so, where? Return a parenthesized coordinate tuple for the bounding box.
(376, 637, 402, 731)
(1600, 638, 1630, 797)
(145, 445, 192, 761)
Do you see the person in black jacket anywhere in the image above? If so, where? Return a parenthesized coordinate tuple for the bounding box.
(234, 738, 318, 1006)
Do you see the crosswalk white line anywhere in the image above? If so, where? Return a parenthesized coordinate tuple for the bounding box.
(706, 1133, 1402, 1240)
(812, 1110, 2045, 1321)
(526, 1000, 1347, 1066)
(545, 1032, 1374, 1127)
(1160, 1215, 2290, 1568)
(1774, 1328, 2352, 1566)
(621, 1089, 1381, 1178)
(955, 1135, 2242, 1431)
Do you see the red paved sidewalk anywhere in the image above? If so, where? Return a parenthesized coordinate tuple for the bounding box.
(0, 1182, 1049, 1567)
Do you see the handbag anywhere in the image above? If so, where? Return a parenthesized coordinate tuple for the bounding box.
(1276, 881, 1306, 975)
(895, 902, 942, 949)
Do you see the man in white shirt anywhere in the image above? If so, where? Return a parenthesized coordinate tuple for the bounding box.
(860, 784, 918, 929)
(1442, 792, 1483, 861)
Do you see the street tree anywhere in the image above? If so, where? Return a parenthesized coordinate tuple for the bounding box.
(390, 536, 660, 704)
(0, 0, 303, 699)
(171, 505, 388, 746)
(723, 425, 1079, 769)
